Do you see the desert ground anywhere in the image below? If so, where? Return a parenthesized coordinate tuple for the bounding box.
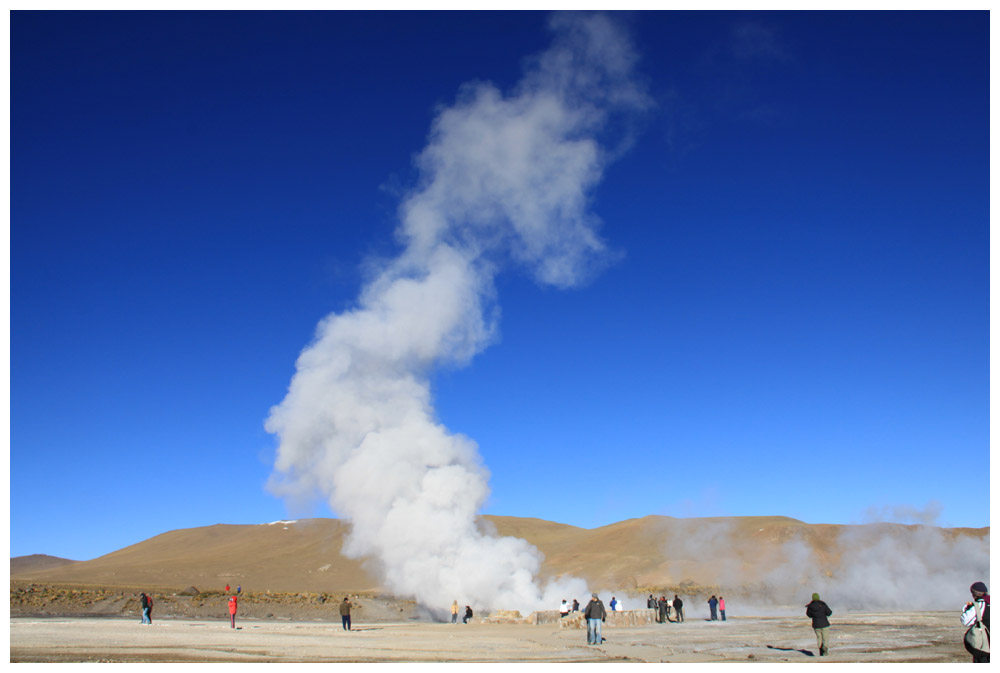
(11, 611, 969, 663)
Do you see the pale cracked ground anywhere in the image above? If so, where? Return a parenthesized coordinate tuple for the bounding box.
(10, 611, 967, 663)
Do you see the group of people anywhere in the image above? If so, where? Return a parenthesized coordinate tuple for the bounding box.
(646, 594, 684, 623)
(804, 581, 989, 662)
(450, 601, 474, 624)
(707, 595, 725, 621)
(559, 599, 581, 616)
(136, 579, 990, 662)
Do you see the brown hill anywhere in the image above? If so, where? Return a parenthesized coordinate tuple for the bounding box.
(10, 554, 79, 576)
(11, 515, 989, 597)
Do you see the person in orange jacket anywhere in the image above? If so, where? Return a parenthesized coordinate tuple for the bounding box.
(228, 594, 238, 629)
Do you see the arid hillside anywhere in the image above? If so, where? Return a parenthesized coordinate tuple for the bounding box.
(11, 515, 989, 599)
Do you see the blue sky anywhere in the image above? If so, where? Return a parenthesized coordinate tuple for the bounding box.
(11, 10, 988, 561)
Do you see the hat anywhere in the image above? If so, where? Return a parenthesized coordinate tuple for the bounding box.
(812, 593, 820, 601)
(971, 582, 988, 594)
(591, 593, 598, 598)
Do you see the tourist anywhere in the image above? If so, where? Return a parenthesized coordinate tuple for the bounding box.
(560, 600, 570, 617)
(805, 592, 832, 656)
(673, 595, 684, 623)
(961, 581, 990, 663)
(139, 592, 152, 625)
(572, 599, 580, 612)
(583, 593, 606, 645)
(340, 597, 353, 631)
(719, 595, 726, 621)
(610, 596, 618, 612)
(451, 600, 459, 624)
(228, 594, 238, 629)
(463, 606, 473, 624)
(708, 595, 719, 620)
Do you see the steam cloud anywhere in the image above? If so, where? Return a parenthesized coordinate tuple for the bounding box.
(661, 507, 989, 612)
(266, 13, 648, 614)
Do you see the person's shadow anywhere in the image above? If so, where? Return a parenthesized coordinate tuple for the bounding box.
(766, 645, 814, 657)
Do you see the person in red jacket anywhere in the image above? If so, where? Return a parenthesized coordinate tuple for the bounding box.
(228, 594, 238, 629)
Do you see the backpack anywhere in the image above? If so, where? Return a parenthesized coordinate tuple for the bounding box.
(964, 601, 990, 654)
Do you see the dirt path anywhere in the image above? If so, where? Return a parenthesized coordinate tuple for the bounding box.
(10, 611, 969, 663)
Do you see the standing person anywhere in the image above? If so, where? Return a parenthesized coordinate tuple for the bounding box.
(708, 595, 719, 621)
(451, 600, 459, 624)
(673, 595, 684, 623)
(139, 592, 151, 625)
(583, 593, 607, 645)
(572, 599, 580, 612)
(719, 595, 727, 621)
(806, 593, 833, 656)
(647, 594, 656, 609)
(560, 600, 570, 617)
(609, 596, 618, 612)
(961, 581, 990, 663)
(225, 584, 230, 593)
(340, 597, 352, 631)
(228, 594, 238, 629)
(657, 596, 668, 624)
(237, 586, 241, 595)
(463, 606, 473, 624)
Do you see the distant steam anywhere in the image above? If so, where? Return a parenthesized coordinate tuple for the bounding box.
(266, 13, 647, 614)
(661, 507, 989, 612)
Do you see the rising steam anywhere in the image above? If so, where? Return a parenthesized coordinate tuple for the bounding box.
(266, 13, 648, 614)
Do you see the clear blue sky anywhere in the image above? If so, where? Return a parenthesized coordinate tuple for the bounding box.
(11, 10, 988, 561)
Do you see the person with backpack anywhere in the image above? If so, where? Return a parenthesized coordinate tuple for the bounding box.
(139, 592, 152, 625)
(961, 581, 990, 662)
(806, 592, 833, 656)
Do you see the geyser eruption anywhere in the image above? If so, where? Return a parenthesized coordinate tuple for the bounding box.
(266, 13, 648, 614)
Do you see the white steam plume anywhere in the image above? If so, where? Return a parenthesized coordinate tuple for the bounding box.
(266, 13, 648, 614)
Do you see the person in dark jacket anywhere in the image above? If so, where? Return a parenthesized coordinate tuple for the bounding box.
(961, 581, 990, 663)
(806, 593, 833, 656)
(657, 596, 668, 623)
(673, 595, 684, 622)
(708, 595, 719, 621)
(463, 606, 473, 624)
(139, 592, 152, 625)
(583, 593, 607, 645)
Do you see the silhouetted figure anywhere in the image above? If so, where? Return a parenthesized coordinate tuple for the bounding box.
(708, 595, 719, 620)
(463, 606, 473, 624)
(572, 599, 580, 612)
(673, 595, 684, 622)
(806, 593, 832, 656)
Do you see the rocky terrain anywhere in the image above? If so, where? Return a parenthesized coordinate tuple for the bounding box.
(10, 581, 422, 623)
